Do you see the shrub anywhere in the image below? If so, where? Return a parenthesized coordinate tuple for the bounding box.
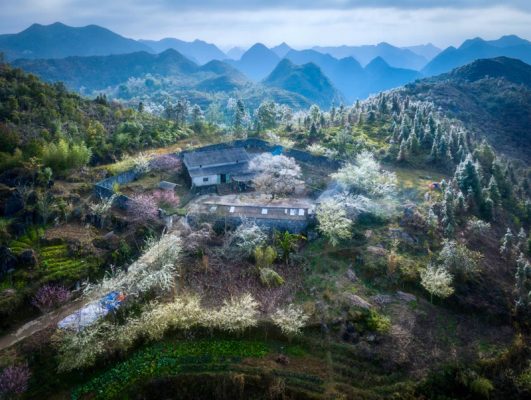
(32, 284, 71, 313)
(365, 309, 391, 333)
(439, 239, 482, 280)
(150, 155, 182, 172)
(259, 267, 284, 287)
(469, 377, 494, 398)
(331, 151, 397, 198)
(316, 198, 352, 246)
(254, 246, 277, 269)
(271, 304, 309, 337)
(225, 222, 267, 258)
(420, 264, 454, 302)
(41, 139, 91, 173)
(466, 218, 491, 239)
(152, 190, 180, 213)
(0, 363, 31, 397)
(132, 153, 151, 174)
(210, 294, 259, 333)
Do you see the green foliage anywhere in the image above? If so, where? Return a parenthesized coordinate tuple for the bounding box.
(364, 309, 391, 333)
(0, 63, 187, 172)
(254, 246, 277, 270)
(72, 339, 269, 400)
(8, 226, 45, 254)
(8, 228, 95, 283)
(274, 230, 305, 264)
(259, 267, 285, 287)
(41, 139, 91, 173)
(469, 377, 494, 398)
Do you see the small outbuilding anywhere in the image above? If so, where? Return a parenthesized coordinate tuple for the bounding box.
(183, 147, 254, 188)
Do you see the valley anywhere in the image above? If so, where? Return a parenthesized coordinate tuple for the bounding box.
(0, 14, 530, 400)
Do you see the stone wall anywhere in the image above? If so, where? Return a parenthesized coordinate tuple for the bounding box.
(94, 138, 338, 213)
(186, 213, 313, 234)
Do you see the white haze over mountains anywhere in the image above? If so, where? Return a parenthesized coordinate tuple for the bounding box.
(1, 1, 530, 49)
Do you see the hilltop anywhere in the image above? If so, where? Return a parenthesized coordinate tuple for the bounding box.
(404, 57, 531, 161)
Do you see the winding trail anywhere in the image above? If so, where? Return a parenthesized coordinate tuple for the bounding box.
(0, 298, 85, 351)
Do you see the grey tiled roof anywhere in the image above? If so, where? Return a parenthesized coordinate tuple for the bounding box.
(187, 162, 251, 178)
(183, 148, 250, 169)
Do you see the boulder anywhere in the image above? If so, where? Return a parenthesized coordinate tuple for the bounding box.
(346, 294, 372, 310)
(396, 291, 417, 303)
(18, 249, 38, 268)
(388, 228, 417, 245)
(0, 246, 17, 278)
(367, 246, 388, 257)
(371, 294, 393, 305)
(346, 268, 357, 282)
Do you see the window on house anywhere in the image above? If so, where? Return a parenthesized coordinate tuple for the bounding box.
(298, 209, 305, 216)
(261, 208, 268, 215)
(229, 206, 235, 213)
(203, 177, 209, 182)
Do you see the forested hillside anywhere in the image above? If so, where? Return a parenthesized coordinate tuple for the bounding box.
(0, 62, 186, 169)
(403, 57, 531, 161)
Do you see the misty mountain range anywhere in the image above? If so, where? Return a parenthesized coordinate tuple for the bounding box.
(1, 22, 531, 108)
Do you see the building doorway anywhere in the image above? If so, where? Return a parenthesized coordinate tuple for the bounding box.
(220, 174, 228, 183)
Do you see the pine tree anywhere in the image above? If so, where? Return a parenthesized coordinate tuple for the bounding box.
(500, 228, 515, 260)
(455, 155, 482, 205)
(515, 253, 531, 312)
(488, 176, 501, 206)
(408, 132, 420, 155)
(442, 187, 456, 236)
(397, 139, 408, 162)
(473, 140, 495, 176)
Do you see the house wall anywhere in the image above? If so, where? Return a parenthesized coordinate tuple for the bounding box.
(192, 174, 219, 187)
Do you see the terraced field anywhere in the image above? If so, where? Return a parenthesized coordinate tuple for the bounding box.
(9, 227, 96, 283)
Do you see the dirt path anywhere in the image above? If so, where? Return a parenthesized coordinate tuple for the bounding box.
(0, 298, 85, 351)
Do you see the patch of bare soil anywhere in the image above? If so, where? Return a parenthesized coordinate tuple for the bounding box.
(182, 247, 303, 314)
(380, 298, 515, 380)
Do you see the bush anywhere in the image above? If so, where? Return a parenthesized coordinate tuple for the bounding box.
(271, 304, 309, 337)
(365, 309, 391, 333)
(469, 377, 494, 398)
(259, 267, 284, 287)
(0, 363, 31, 397)
(41, 139, 91, 173)
(32, 284, 71, 313)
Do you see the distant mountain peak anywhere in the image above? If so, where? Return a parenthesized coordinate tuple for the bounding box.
(271, 42, 292, 58)
(264, 59, 342, 108)
(0, 22, 151, 60)
(366, 56, 389, 68)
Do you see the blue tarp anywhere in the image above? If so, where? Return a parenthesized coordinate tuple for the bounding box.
(58, 291, 125, 331)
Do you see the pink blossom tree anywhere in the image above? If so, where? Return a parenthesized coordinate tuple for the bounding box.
(152, 190, 180, 213)
(0, 363, 31, 397)
(32, 284, 71, 313)
(128, 193, 159, 224)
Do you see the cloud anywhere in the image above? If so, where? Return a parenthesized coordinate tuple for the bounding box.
(0, 0, 530, 48)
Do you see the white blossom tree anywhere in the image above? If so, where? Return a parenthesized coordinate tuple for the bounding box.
(420, 265, 454, 303)
(271, 304, 309, 337)
(209, 293, 259, 333)
(331, 151, 397, 198)
(249, 154, 303, 198)
(439, 239, 482, 280)
(316, 198, 352, 246)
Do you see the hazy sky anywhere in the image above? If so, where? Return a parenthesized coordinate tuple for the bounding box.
(1, 0, 530, 49)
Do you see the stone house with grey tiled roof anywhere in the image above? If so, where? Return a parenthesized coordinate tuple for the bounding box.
(183, 147, 255, 188)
